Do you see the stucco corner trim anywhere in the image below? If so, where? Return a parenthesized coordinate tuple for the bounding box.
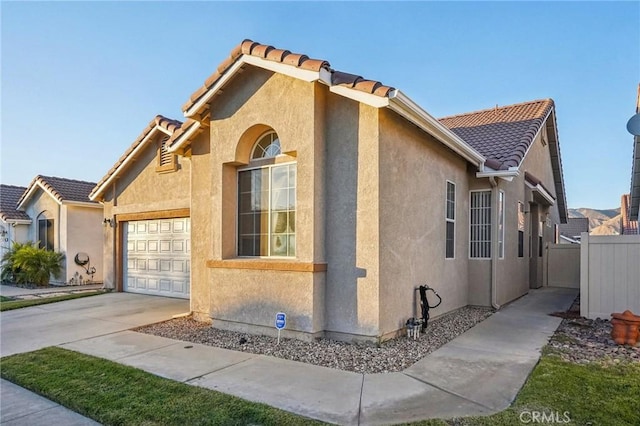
(206, 259, 327, 273)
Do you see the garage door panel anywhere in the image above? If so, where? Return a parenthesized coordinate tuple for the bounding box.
(123, 218, 190, 299)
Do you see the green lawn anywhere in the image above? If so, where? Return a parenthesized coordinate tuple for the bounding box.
(0, 347, 324, 426)
(2, 346, 638, 426)
(413, 353, 640, 426)
(0, 291, 107, 311)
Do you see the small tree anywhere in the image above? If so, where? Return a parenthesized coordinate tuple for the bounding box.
(1, 241, 65, 286)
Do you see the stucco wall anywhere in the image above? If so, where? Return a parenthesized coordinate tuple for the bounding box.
(101, 132, 192, 289)
(199, 68, 326, 335)
(65, 205, 104, 283)
(377, 108, 470, 337)
(324, 93, 381, 340)
(0, 221, 29, 260)
(494, 120, 563, 305)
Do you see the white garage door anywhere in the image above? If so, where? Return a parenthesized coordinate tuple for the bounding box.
(123, 218, 190, 299)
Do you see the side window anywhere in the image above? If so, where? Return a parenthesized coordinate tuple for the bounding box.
(470, 190, 492, 258)
(445, 181, 455, 259)
(518, 202, 525, 257)
(37, 214, 54, 251)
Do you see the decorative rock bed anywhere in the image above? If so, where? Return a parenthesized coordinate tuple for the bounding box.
(135, 306, 493, 374)
(136, 296, 640, 373)
(548, 298, 640, 365)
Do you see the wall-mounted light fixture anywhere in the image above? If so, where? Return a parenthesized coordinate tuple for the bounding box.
(102, 218, 115, 228)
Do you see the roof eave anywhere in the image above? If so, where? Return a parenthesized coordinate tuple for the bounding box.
(62, 201, 102, 208)
(17, 180, 62, 211)
(184, 55, 326, 120)
(90, 125, 164, 201)
(388, 91, 486, 169)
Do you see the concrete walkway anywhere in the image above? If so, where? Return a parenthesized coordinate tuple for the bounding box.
(53, 287, 577, 425)
(1, 292, 189, 425)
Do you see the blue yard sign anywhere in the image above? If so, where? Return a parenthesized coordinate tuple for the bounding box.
(275, 312, 286, 330)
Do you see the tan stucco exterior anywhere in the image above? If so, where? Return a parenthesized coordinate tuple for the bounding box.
(20, 190, 103, 284)
(96, 62, 567, 342)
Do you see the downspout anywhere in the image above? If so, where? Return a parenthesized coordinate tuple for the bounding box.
(489, 176, 501, 309)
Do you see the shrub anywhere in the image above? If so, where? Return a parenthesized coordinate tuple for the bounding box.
(1, 241, 65, 286)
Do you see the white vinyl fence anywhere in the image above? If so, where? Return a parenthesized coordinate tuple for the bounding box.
(580, 233, 640, 319)
(547, 244, 580, 288)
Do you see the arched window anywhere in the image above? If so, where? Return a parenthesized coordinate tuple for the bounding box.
(238, 131, 296, 257)
(37, 211, 54, 251)
(251, 131, 281, 160)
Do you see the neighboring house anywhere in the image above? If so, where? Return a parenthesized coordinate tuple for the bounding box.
(620, 194, 638, 235)
(629, 85, 640, 227)
(0, 185, 31, 260)
(558, 217, 589, 243)
(16, 175, 104, 284)
(90, 39, 567, 342)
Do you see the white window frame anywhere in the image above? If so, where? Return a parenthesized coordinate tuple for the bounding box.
(445, 180, 455, 259)
(469, 189, 492, 259)
(236, 161, 296, 258)
(498, 190, 505, 259)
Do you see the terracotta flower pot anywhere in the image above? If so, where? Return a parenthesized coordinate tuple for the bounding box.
(611, 310, 640, 346)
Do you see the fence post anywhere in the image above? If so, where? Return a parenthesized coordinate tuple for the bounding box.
(580, 232, 589, 318)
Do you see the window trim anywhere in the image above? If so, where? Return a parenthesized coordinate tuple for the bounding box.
(445, 180, 456, 259)
(469, 189, 492, 259)
(517, 201, 525, 258)
(236, 160, 297, 259)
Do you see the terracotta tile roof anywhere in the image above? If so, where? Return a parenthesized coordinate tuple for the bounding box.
(439, 99, 554, 170)
(90, 115, 184, 199)
(0, 185, 30, 222)
(182, 39, 395, 114)
(559, 218, 589, 239)
(19, 175, 99, 207)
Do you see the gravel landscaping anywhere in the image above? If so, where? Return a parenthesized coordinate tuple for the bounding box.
(548, 297, 640, 365)
(135, 306, 493, 374)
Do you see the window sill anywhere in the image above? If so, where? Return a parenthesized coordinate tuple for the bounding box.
(206, 259, 327, 272)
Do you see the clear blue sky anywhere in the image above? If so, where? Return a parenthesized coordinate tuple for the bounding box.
(1, 1, 638, 209)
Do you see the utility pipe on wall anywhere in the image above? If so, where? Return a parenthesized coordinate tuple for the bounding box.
(489, 176, 501, 310)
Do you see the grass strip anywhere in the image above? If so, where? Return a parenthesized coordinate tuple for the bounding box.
(0, 291, 106, 311)
(0, 295, 12, 302)
(1, 347, 324, 425)
(413, 354, 640, 425)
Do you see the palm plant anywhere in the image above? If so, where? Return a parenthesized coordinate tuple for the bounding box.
(1, 241, 65, 286)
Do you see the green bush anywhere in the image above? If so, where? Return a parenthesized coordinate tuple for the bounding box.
(0, 241, 65, 286)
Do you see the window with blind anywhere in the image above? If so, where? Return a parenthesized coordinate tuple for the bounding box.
(470, 190, 492, 258)
(238, 131, 296, 257)
(445, 181, 455, 258)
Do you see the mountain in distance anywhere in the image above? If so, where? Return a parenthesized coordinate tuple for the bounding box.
(568, 207, 620, 235)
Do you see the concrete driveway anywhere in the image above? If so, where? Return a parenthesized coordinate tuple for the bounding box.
(0, 292, 189, 357)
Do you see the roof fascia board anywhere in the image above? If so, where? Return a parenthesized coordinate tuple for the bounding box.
(184, 59, 245, 118)
(168, 121, 202, 153)
(62, 201, 102, 208)
(157, 126, 172, 136)
(329, 85, 390, 108)
(184, 56, 322, 119)
(515, 107, 553, 170)
(17, 181, 63, 210)
(526, 180, 556, 205)
(90, 126, 161, 201)
(3, 219, 32, 225)
(388, 91, 486, 168)
(476, 170, 519, 181)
